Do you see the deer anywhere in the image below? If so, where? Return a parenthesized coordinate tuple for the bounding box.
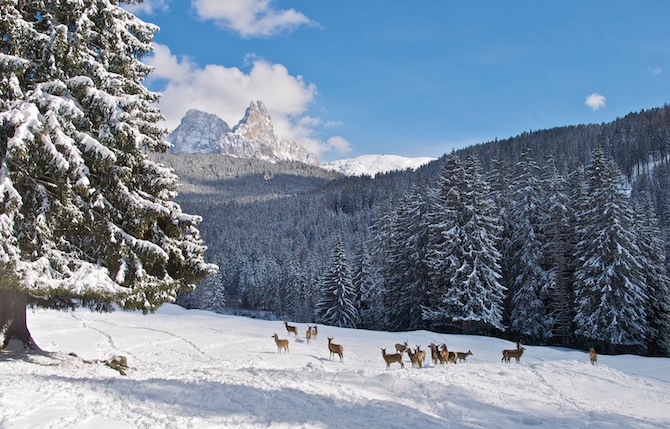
(428, 343, 443, 365)
(381, 348, 404, 369)
(272, 333, 289, 354)
(327, 337, 344, 362)
(395, 341, 409, 354)
(440, 344, 457, 364)
(589, 347, 598, 365)
(502, 341, 525, 363)
(311, 325, 318, 341)
(305, 326, 312, 344)
(406, 346, 423, 368)
(284, 321, 298, 337)
(415, 345, 426, 365)
(456, 350, 473, 363)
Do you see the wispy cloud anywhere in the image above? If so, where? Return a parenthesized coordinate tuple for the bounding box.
(649, 66, 662, 75)
(191, 0, 315, 37)
(144, 44, 348, 158)
(585, 93, 606, 110)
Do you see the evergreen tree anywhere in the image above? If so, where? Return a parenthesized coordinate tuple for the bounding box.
(352, 239, 378, 329)
(0, 0, 215, 349)
(573, 147, 649, 350)
(508, 148, 551, 342)
(632, 186, 670, 355)
(314, 237, 359, 328)
(385, 185, 430, 331)
(424, 154, 505, 333)
(540, 156, 574, 345)
(488, 156, 515, 327)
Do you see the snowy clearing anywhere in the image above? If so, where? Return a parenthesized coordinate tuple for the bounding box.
(1, 304, 669, 428)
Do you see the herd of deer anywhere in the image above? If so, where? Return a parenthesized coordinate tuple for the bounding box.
(272, 321, 344, 362)
(272, 322, 599, 368)
(382, 341, 473, 369)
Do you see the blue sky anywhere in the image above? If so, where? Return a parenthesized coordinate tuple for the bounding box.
(127, 1, 670, 162)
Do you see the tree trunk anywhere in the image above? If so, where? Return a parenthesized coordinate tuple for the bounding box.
(0, 288, 41, 351)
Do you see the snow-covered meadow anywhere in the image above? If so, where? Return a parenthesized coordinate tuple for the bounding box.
(1, 304, 669, 428)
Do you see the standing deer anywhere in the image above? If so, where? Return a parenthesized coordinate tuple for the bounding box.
(327, 337, 344, 362)
(284, 321, 298, 337)
(381, 348, 404, 369)
(311, 325, 318, 341)
(456, 350, 473, 363)
(406, 347, 423, 368)
(428, 343, 443, 365)
(305, 326, 312, 344)
(502, 341, 525, 363)
(395, 341, 409, 354)
(440, 344, 457, 364)
(271, 333, 289, 354)
(589, 347, 598, 365)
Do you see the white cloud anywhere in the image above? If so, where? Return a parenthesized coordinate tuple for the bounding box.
(650, 66, 662, 75)
(192, 0, 314, 37)
(326, 136, 353, 153)
(585, 93, 606, 110)
(144, 44, 348, 158)
(123, 0, 170, 14)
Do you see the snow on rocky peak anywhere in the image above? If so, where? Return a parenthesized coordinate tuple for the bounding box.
(166, 109, 231, 154)
(321, 154, 436, 177)
(166, 101, 319, 166)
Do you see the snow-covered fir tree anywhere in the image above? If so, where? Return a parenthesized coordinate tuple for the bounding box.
(314, 237, 359, 328)
(385, 185, 430, 331)
(352, 239, 380, 329)
(508, 148, 551, 342)
(632, 184, 670, 355)
(540, 156, 574, 345)
(0, 0, 216, 348)
(573, 147, 649, 350)
(423, 154, 506, 333)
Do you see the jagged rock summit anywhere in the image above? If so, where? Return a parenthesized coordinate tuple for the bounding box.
(166, 101, 319, 166)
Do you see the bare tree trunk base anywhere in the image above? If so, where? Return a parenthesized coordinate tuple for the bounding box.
(0, 288, 41, 352)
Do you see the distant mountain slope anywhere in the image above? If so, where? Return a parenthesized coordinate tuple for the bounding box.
(166, 101, 319, 166)
(321, 154, 436, 177)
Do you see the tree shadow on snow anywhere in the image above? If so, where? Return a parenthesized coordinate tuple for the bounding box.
(30, 372, 657, 429)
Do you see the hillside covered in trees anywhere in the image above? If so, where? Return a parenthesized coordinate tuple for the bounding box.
(160, 105, 670, 356)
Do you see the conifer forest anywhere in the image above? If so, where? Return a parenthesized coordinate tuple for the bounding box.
(161, 106, 670, 356)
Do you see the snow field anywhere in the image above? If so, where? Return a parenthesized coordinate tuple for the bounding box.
(1, 304, 669, 428)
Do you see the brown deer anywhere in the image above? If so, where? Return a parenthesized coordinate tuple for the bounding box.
(415, 345, 426, 365)
(406, 347, 423, 368)
(428, 343, 443, 365)
(272, 333, 289, 354)
(381, 348, 404, 369)
(395, 341, 408, 354)
(456, 350, 473, 363)
(311, 325, 318, 341)
(440, 344, 457, 364)
(502, 341, 525, 363)
(284, 321, 298, 337)
(327, 337, 344, 362)
(589, 347, 598, 365)
(305, 326, 312, 344)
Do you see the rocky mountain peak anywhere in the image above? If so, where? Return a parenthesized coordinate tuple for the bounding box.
(166, 101, 319, 165)
(232, 101, 275, 142)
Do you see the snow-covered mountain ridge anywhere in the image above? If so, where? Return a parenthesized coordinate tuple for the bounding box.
(321, 154, 436, 177)
(166, 101, 319, 166)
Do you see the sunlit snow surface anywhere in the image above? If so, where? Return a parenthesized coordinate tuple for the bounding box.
(321, 154, 436, 177)
(1, 304, 669, 428)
